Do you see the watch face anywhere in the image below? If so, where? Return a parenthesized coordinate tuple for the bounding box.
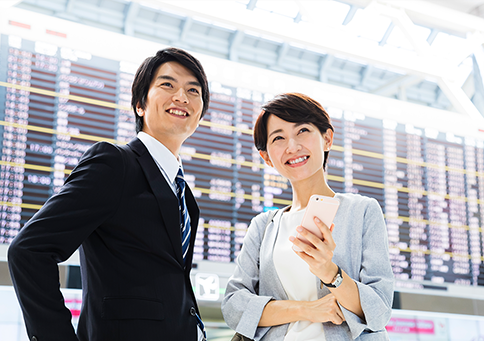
(333, 275, 343, 288)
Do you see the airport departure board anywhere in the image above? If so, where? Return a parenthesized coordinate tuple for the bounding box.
(1, 33, 484, 294)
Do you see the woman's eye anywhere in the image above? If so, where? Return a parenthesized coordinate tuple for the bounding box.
(299, 127, 309, 134)
(272, 136, 283, 143)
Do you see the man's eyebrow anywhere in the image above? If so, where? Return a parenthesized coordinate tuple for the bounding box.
(156, 75, 176, 82)
(156, 75, 201, 87)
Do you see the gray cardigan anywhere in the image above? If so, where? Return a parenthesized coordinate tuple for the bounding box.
(222, 193, 394, 340)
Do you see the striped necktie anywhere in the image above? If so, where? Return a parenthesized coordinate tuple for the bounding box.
(175, 168, 191, 265)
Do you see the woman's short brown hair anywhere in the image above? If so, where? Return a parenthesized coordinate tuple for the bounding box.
(254, 93, 334, 170)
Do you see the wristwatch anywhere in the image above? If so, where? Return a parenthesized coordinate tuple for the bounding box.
(322, 265, 343, 288)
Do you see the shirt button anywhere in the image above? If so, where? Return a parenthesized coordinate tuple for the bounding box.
(31, 337, 38, 341)
(190, 307, 196, 316)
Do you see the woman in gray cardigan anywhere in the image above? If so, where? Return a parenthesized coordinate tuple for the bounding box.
(222, 93, 394, 340)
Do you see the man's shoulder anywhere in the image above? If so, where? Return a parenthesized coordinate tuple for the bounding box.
(85, 139, 140, 158)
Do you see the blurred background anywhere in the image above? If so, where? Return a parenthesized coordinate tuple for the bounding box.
(2, 0, 484, 340)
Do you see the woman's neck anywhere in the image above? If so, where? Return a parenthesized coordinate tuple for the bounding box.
(290, 172, 335, 211)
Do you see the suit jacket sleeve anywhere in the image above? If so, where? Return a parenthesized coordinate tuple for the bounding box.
(8, 142, 125, 341)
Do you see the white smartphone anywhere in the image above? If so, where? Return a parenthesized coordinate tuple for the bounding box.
(292, 195, 340, 252)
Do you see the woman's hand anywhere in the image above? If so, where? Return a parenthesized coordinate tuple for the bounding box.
(289, 216, 338, 283)
(290, 216, 365, 319)
(302, 294, 345, 324)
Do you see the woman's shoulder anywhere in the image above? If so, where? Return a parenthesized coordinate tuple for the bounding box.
(335, 192, 377, 205)
(251, 209, 280, 226)
(335, 193, 382, 213)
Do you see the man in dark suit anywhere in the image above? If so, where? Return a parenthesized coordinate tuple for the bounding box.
(8, 47, 210, 341)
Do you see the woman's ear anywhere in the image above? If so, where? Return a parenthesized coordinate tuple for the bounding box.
(323, 129, 334, 151)
(259, 150, 273, 167)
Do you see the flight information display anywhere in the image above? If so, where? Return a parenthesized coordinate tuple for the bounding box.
(1, 33, 484, 294)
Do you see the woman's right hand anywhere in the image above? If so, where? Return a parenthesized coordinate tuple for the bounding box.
(302, 294, 345, 325)
(258, 294, 346, 327)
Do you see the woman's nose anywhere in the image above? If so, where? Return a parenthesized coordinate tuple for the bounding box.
(286, 138, 301, 153)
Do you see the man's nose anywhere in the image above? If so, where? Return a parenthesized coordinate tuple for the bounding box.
(173, 88, 188, 104)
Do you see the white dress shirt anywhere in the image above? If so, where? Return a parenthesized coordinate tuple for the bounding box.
(137, 131, 182, 194)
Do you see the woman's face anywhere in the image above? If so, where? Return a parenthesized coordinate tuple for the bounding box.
(259, 114, 333, 184)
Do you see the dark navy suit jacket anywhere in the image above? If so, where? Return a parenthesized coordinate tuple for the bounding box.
(8, 138, 200, 341)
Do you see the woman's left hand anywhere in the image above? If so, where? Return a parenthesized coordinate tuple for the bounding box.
(289, 217, 339, 283)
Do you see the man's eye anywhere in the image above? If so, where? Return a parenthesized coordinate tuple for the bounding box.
(299, 127, 309, 134)
(161, 82, 172, 87)
(188, 88, 200, 94)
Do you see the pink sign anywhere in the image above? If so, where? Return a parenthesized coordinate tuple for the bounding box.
(65, 298, 82, 318)
(386, 317, 435, 334)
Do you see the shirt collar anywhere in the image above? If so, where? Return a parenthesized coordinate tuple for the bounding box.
(137, 131, 183, 184)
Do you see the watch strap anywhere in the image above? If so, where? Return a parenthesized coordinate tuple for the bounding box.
(321, 265, 343, 288)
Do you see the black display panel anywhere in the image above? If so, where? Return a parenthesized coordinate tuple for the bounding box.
(1, 34, 484, 294)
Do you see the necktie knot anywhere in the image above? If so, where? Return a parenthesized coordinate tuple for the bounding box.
(176, 168, 185, 186)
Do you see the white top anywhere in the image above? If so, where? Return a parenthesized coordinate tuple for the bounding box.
(273, 208, 326, 341)
(137, 131, 182, 195)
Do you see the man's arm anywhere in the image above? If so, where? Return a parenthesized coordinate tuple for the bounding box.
(8, 142, 125, 341)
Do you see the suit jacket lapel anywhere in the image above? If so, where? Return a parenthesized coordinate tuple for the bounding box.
(128, 138, 183, 265)
(184, 186, 199, 270)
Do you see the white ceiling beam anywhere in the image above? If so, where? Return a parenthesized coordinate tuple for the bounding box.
(319, 55, 334, 83)
(369, 2, 430, 55)
(344, 0, 484, 36)
(360, 65, 374, 87)
(229, 30, 244, 62)
(461, 72, 475, 99)
(65, 0, 76, 12)
(142, 0, 461, 81)
(438, 78, 484, 125)
(448, 31, 484, 67)
(179, 17, 193, 42)
(123, 2, 139, 36)
(276, 42, 289, 67)
(372, 75, 423, 96)
(379, 22, 394, 46)
(247, 0, 257, 11)
(342, 6, 358, 25)
(426, 29, 439, 44)
(398, 86, 407, 101)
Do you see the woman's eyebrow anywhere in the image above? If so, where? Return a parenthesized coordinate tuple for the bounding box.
(268, 128, 283, 138)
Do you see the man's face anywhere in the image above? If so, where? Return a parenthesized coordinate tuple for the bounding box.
(136, 61, 203, 155)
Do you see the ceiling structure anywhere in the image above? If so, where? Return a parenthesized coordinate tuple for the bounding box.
(10, 0, 484, 124)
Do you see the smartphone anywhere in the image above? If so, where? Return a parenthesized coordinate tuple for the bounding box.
(292, 195, 340, 252)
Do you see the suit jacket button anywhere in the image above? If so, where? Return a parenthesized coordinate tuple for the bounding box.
(190, 307, 196, 316)
(31, 337, 38, 341)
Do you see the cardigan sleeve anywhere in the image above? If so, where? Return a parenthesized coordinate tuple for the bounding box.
(340, 198, 395, 339)
(221, 211, 274, 340)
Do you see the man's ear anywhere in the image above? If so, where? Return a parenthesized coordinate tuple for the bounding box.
(136, 103, 144, 117)
(259, 150, 273, 167)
